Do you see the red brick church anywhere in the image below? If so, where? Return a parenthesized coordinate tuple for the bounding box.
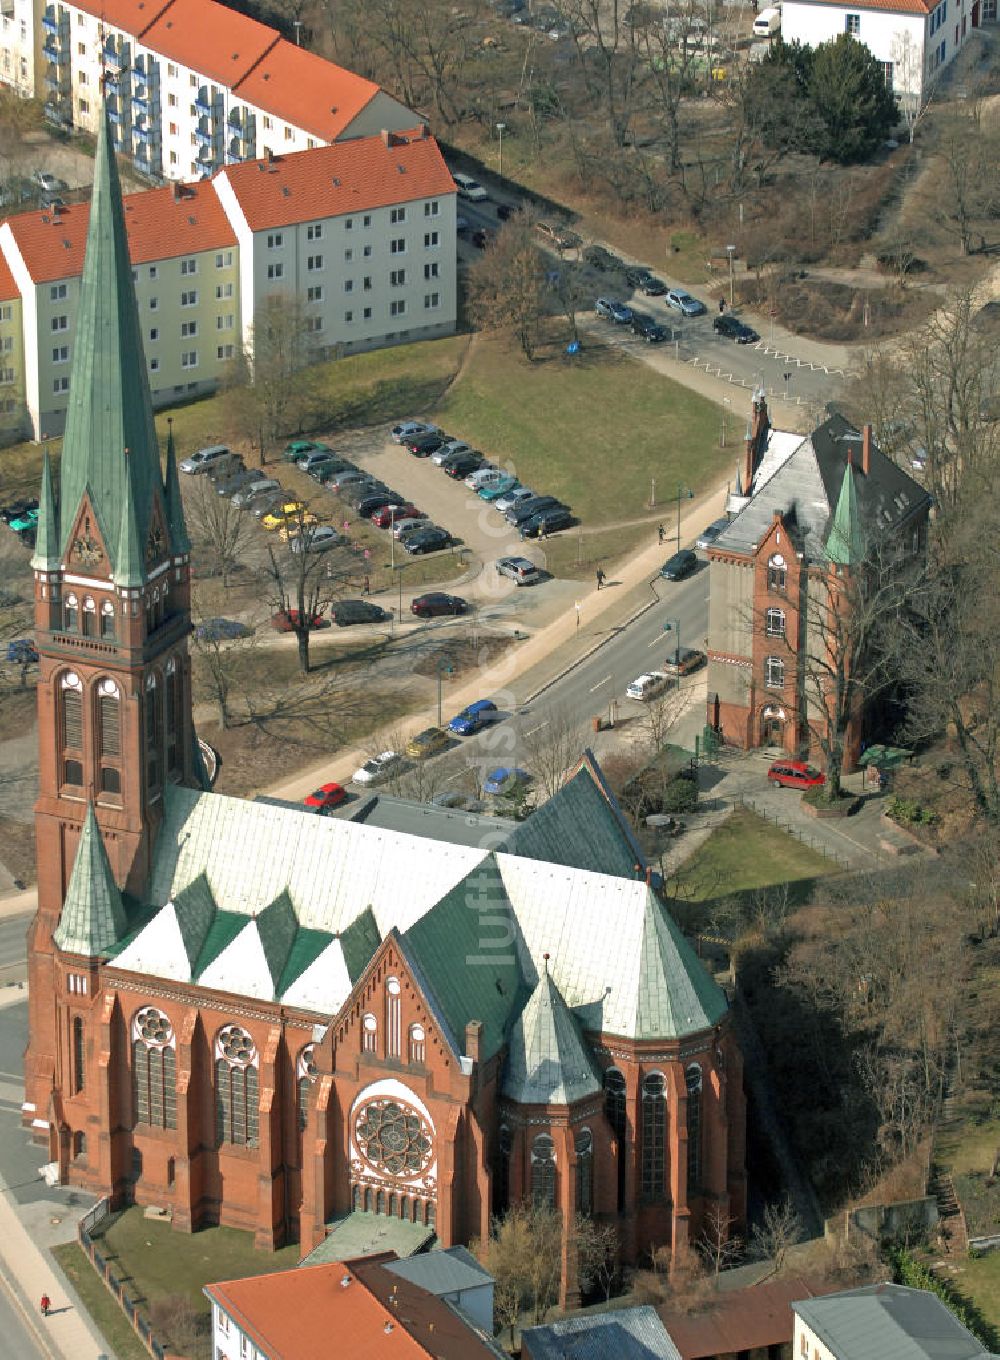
(23, 108, 746, 1299)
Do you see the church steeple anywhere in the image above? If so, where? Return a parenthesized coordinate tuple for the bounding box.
(163, 420, 191, 557)
(30, 451, 61, 573)
(57, 103, 167, 575)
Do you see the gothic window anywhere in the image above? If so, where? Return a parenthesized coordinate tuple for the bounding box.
(408, 1023, 426, 1065)
(98, 677, 120, 757)
(767, 553, 787, 592)
(531, 1133, 556, 1207)
(297, 1044, 317, 1132)
(132, 1007, 176, 1129)
(426, 1201, 435, 1228)
(364, 1187, 373, 1213)
(354, 1098, 433, 1178)
(72, 1015, 85, 1093)
(765, 607, 786, 638)
(100, 599, 116, 640)
(376, 1189, 386, 1215)
(686, 1065, 703, 1190)
(64, 592, 78, 631)
(214, 1025, 259, 1147)
(165, 657, 180, 774)
(604, 1068, 627, 1212)
(362, 1013, 377, 1054)
(61, 672, 83, 786)
(82, 595, 96, 637)
(145, 672, 161, 793)
(386, 976, 401, 1059)
(764, 655, 785, 690)
(641, 1074, 667, 1198)
(575, 1128, 594, 1217)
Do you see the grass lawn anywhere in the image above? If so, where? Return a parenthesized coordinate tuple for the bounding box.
(538, 522, 651, 580)
(679, 807, 835, 906)
(52, 1242, 150, 1360)
(432, 334, 728, 528)
(951, 1251, 1000, 1333)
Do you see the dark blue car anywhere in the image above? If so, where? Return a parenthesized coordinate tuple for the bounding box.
(449, 699, 498, 736)
(6, 638, 38, 664)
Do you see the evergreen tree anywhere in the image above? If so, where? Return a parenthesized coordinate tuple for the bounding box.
(808, 33, 899, 163)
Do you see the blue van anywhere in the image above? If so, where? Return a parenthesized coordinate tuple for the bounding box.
(448, 699, 498, 736)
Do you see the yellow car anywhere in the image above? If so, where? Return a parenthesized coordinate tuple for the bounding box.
(260, 501, 310, 531)
(277, 512, 319, 542)
(405, 727, 450, 760)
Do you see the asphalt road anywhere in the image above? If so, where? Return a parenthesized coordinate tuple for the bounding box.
(0, 914, 30, 986)
(0, 1272, 46, 1360)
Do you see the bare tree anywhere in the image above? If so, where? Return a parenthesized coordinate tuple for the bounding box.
(922, 114, 999, 257)
(236, 295, 319, 458)
(574, 1215, 620, 1301)
(466, 212, 548, 361)
(519, 705, 580, 802)
(185, 475, 257, 588)
(190, 618, 259, 729)
(697, 1203, 742, 1278)
(751, 1199, 801, 1274)
(482, 1203, 563, 1335)
(261, 508, 345, 673)
(644, 684, 688, 755)
(890, 31, 935, 144)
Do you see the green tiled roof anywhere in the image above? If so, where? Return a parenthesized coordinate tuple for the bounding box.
(30, 451, 60, 571)
(163, 422, 191, 556)
(636, 895, 728, 1039)
(825, 460, 865, 566)
(54, 803, 128, 957)
(339, 907, 381, 983)
(503, 758, 643, 879)
(503, 970, 601, 1106)
(275, 925, 334, 999)
(402, 857, 525, 1061)
(172, 872, 218, 971)
(192, 909, 247, 980)
(256, 889, 299, 992)
(57, 103, 164, 574)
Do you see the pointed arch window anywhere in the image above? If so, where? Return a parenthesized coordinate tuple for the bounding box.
(72, 1015, 85, 1093)
(132, 1007, 176, 1129)
(641, 1073, 667, 1198)
(362, 1013, 377, 1054)
(408, 1023, 426, 1066)
(165, 657, 180, 773)
(214, 1024, 258, 1147)
(531, 1133, 556, 1208)
(686, 1064, 703, 1190)
(297, 1044, 317, 1132)
(575, 1128, 594, 1217)
(100, 599, 116, 640)
(385, 976, 401, 1059)
(145, 672, 161, 793)
(82, 595, 96, 637)
(764, 655, 785, 690)
(765, 607, 786, 638)
(604, 1068, 627, 1212)
(64, 592, 78, 632)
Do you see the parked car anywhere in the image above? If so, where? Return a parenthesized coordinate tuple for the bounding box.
(392, 517, 426, 540)
(251, 491, 291, 520)
(32, 170, 67, 193)
(231, 477, 280, 507)
(406, 726, 450, 760)
(328, 468, 371, 491)
(624, 265, 652, 288)
(282, 439, 319, 463)
(303, 782, 347, 813)
(390, 419, 439, 444)
(432, 440, 475, 465)
(495, 486, 536, 514)
(480, 475, 520, 501)
(535, 221, 582, 250)
(506, 495, 564, 526)
(343, 479, 388, 507)
(449, 699, 498, 735)
(695, 516, 731, 550)
(352, 750, 404, 785)
(626, 671, 669, 701)
(520, 506, 572, 538)
(663, 646, 706, 676)
(296, 446, 338, 472)
(0, 498, 38, 524)
(403, 526, 451, 554)
(215, 468, 262, 497)
(6, 638, 39, 664)
(405, 433, 447, 457)
(270, 610, 330, 632)
(465, 466, 502, 491)
(179, 443, 233, 474)
(195, 618, 253, 643)
(484, 766, 532, 796)
(595, 297, 632, 324)
(260, 501, 312, 531)
(411, 592, 468, 618)
(445, 454, 484, 479)
(713, 314, 759, 344)
(310, 458, 353, 483)
(583, 244, 618, 271)
(496, 556, 540, 586)
(8, 507, 38, 533)
(631, 311, 668, 342)
(290, 525, 342, 554)
(640, 276, 667, 296)
(453, 171, 489, 201)
(331, 600, 390, 627)
(357, 489, 400, 517)
(767, 760, 826, 791)
(206, 452, 245, 481)
(660, 548, 698, 580)
(665, 289, 707, 317)
(372, 503, 421, 528)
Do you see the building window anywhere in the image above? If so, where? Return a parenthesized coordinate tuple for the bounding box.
(345, 311, 353, 324)
(181, 320, 198, 337)
(408, 1023, 425, 1065)
(424, 231, 439, 248)
(214, 1025, 258, 1147)
(180, 257, 197, 276)
(575, 1128, 594, 1216)
(180, 290, 197, 307)
(150, 359, 160, 373)
(98, 678, 120, 759)
(424, 262, 439, 280)
(845, 12, 860, 31)
(344, 279, 354, 295)
(297, 1044, 317, 1131)
(641, 1073, 667, 1198)
(531, 1133, 556, 1207)
(307, 223, 323, 241)
(215, 250, 232, 268)
(390, 300, 406, 317)
(305, 316, 322, 334)
(764, 655, 785, 690)
(385, 977, 402, 1059)
(307, 285, 323, 302)
(50, 283, 67, 301)
(363, 244, 373, 258)
(767, 553, 786, 592)
(363, 214, 372, 227)
(181, 351, 198, 369)
(51, 315, 67, 331)
(145, 672, 160, 792)
(150, 296, 159, 311)
(267, 264, 283, 280)
(215, 282, 233, 299)
(345, 217, 354, 230)
(52, 345, 69, 363)
(765, 607, 785, 638)
(390, 207, 407, 224)
(424, 200, 439, 217)
(149, 327, 159, 342)
(267, 232, 283, 249)
(390, 238, 406, 255)
(424, 293, 440, 310)
(390, 268, 406, 287)
(63, 593, 79, 633)
(362, 1012, 377, 1054)
(72, 1016, 85, 1093)
(100, 601, 115, 640)
(604, 1067, 627, 1210)
(133, 1007, 177, 1129)
(53, 376, 69, 394)
(686, 1064, 702, 1190)
(363, 276, 372, 291)
(61, 673, 84, 760)
(216, 344, 235, 361)
(363, 307, 372, 320)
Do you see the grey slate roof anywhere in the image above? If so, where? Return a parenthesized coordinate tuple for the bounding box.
(716, 415, 931, 562)
(502, 969, 602, 1105)
(384, 1245, 493, 1296)
(347, 792, 517, 849)
(299, 1210, 435, 1265)
(793, 1284, 990, 1360)
(522, 1306, 683, 1360)
(54, 802, 128, 957)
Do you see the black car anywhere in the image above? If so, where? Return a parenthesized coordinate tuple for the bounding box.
(0, 497, 38, 524)
(640, 276, 668, 296)
(506, 495, 565, 526)
(216, 468, 262, 497)
(444, 453, 484, 479)
(497, 202, 517, 221)
(356, 489, 400, 517)
(310, 458, 353, 482)
(404, 526, 452, 555)
(624, 265, 652, 288)
(583, 244, 619, 272)
(520, 507, 573, 538)
(405, 433, 446, 457)
(342, 479, 387, 507)
(660, 548, 698, 581)
(331, 600, 391, 627)
(713, 314, 760, 344)
(631, 311, 668, 342)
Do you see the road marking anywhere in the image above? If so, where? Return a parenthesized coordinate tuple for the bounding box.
(524, 721, 549, 737)
(590, 674, 612, 692)
(648, 634, 665, 648)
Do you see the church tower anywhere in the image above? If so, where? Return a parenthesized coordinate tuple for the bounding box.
(24, 105, 195, 1150)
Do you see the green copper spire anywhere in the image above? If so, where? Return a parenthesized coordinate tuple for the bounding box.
(30, 451, 61, 571)
(163, 420, 191, 556)
(825, 458, 865, 567)
(115, 460, 146, 586)
(54, 801, 128, 956)
(57, 102, 163, 573)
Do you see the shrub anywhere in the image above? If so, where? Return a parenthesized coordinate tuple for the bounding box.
(662, 776, 698, 814)
(885, 795, 937, 827)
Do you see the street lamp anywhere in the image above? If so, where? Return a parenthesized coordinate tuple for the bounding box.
(437, 660, 454, 727)
(720, 396, 730, 449)
(675, 484, 693, 546)
(664, 619, 682, 687)
(496, 122, 506, 178)
(292, 19, 302, 44)
(726, 243, 736, 308)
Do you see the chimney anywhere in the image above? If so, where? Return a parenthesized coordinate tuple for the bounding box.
(172, 181, 181, 203)
(265, 146, 274, 164)
(464, 1019, 481, 1064)
(862, 423, 872, 476)
(645, 866, 652, 887)
(381, 128, 391, 147)
(421, 123, 431, 139)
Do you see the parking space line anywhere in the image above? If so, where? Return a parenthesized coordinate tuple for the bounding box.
(590, 674, 612, 692)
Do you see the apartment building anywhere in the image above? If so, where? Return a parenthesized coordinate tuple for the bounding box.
(0, 0, 36, 99)
(36, 0, 416, 182)
(0, 128, 456, 438)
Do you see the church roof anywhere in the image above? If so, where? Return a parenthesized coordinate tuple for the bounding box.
(825, 459, 865, 566)
(502, 969, 601, 1106)
(163, 423, 191, 556)
(29, 451, 60, 572)
(54, 803, 128, 956)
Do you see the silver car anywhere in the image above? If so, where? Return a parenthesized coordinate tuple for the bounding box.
(495, 486, 536, 513)
(231, 477, 280, 507)
(696, 517, 731, 550)
(431, 440, 474, 466)
(392, 517, 425, 540)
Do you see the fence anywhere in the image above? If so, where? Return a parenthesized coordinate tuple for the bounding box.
(78, 1199, 169, 1360)
(734, 793, 853, 871)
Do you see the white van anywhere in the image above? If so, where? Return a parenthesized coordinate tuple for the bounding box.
(179, 444, 232, 475)
(625, 671, 669, 702)
(453, 172, 489, 202)
(753, 7, 781, 37)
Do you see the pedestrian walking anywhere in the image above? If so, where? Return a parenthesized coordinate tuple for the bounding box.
(658, 524, 665, 544)
(40, 1294, 50, 1318)
(596, 568, 606, 590)
(718, 297, 726, 314)
(363, 574, 370, 595)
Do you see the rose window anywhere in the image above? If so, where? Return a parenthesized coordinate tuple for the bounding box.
(216, 1024, 256, 1067)
(134, 1007, 173, 1047)
(355, 1099, 433, 1177)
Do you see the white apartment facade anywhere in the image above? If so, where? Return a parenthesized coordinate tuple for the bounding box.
(0, 0, 36, 99)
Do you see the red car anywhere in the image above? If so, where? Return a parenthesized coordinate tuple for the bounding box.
(304, 782, 347, 812)
(767, 760, 826, 791)
(411, 592, 468, 618)
(270, 610, 331, 633)
(372, 503, 422, 529)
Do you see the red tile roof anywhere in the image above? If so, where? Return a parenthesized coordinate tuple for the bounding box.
(65, 0, 175, 38)
(141, 0, 278, 89)
(657, 1275, 841, 1359)
(0, 250, 18, 301)
(3, 181, 236, 284)
(233, 38, 381, 142)
(816, 0, 933, 11)
(219, 129, 456, 231)
(205, 1257, 497, 1360)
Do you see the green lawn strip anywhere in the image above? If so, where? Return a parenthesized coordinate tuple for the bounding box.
(536, 522, 651, 580)
(51, 1241, 150, 1360)
(679, 806, 834, 906)
(952, 1252, 1000, 1334)
(432, 339, 728, 527)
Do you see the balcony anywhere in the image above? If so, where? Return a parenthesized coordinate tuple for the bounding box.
(194, 92, 213, 116)
(41, 11, 58, 34)
(42, 40, 68, 64)
(132, 90, 147, 111)
(194, 121, 212, 146)
(103, 45, 124, 73)
(104, 69, 120, 91)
